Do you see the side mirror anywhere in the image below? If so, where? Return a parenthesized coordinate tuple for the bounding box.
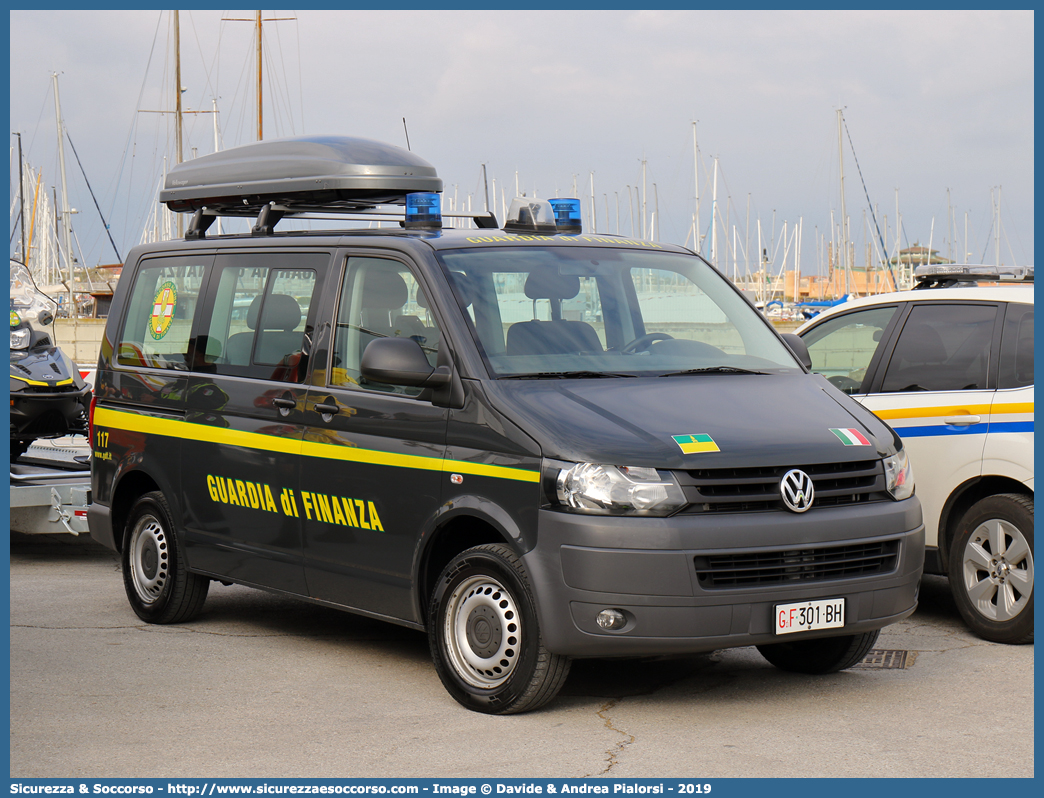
(360, 337, 451, 388)
(780, 333, 813, 371)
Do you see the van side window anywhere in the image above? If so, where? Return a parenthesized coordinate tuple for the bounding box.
(199, 252, 326, 382)
(881, 304, 997, 393)
(332, 257, 440, 395)
(115, 257, 208, 370)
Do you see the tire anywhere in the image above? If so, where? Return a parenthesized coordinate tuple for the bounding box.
(428, 544, 571, 714)
(122, 491, 209, 624)
(948, 493, 1034, 644)
(757, 629, 880, 674)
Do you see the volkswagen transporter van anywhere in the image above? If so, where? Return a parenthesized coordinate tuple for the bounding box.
(89, 136, 923, 713)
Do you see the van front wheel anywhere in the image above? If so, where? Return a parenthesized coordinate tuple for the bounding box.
(428, 544, 570, 714)
(122, 491, 209, 624)
(756, 629, 879, 674)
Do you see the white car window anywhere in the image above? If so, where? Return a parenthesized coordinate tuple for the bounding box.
(881, 304, 997, 393)
(802, 305, 898, 394)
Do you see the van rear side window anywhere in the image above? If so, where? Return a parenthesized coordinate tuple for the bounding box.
(197, 252, 328, 382)
(116, 257, 208, 370)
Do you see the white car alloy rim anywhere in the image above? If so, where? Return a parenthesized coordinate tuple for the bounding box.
(961, 516, 1034, 622)
(130, 514, 170, 605)
(444, 575, 521, 689)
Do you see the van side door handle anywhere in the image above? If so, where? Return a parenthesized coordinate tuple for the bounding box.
(272, 397, 296, 409)
(944, 415, 980, 426)
(314, 402, 340, 416)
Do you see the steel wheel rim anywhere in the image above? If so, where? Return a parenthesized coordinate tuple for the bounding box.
(444, 575, 521, 689)
(130, 514, 170, 605)
(961, 516, 1034, 622)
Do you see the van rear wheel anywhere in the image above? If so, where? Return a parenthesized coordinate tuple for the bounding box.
(948, 493, 1034, 644)
(756, 629, 879, 674)
(428, 544, 570, 714)
(122, 491, 209, 624)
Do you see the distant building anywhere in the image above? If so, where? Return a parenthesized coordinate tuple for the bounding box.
(890, 243, 949, 268)
(739, 244, 954, 302)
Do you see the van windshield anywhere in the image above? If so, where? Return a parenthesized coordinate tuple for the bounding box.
(436, 246, 800, 378)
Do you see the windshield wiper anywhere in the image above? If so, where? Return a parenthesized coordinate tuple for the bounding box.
(500, 370, 638, 380)
(659, 366, 769, 377)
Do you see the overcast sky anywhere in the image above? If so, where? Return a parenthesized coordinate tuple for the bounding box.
(9, 9, 1035, 275)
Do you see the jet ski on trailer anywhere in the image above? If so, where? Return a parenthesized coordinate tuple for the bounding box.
(10, 260, 91, 461)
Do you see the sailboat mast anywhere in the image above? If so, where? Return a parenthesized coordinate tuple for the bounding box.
(590, 172, 596, 232)
(173, 11, 186, 237)
(711, 157, 718, 269)
(634, 157, 643, 238)
(692, 121, 699, 254)
(257, 10, 263, 141)
(964, 211, 968, 261)
(212, 98, 223, 235)
(995, 186, 1002, 267)
(52, 72, 76, 318)
(174, 11, 183, 164)
(836, 109, 849, 296)
(15, 131, 26, 263)
(653, 183, 659, 242)
(745, 194, 750, 281)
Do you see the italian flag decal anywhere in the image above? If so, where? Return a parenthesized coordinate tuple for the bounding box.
(830, 428, 872, 446)
(672, 433, 720, 454)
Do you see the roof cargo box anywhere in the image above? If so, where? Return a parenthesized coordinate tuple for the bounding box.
(160, 135, 443, 215)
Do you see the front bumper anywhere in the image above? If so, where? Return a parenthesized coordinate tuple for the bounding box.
(523, 498, 924, 657)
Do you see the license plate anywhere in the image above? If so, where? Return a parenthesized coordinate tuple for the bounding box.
(774, 598, 845, 635)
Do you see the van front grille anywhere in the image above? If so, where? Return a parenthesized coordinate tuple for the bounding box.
(694, 540, 901, 588)
(675, 459, 888, 514)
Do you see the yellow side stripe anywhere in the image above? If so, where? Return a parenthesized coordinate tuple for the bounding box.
(11, 374, 74, 387)
(873, 402, 1033, 421)
(94, 407, 302, 455)
(93, 407, 540, 483)
(992, 403, 1035, 415)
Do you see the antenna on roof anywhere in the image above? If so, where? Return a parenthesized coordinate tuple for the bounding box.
(403, 118, 411, 151)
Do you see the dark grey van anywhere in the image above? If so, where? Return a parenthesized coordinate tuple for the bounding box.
(88, 136, 923, 713)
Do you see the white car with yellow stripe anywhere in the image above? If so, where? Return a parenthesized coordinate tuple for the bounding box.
(797, 264, 1033, 643)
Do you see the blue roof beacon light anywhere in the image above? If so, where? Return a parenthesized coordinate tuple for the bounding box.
(405, 192, 442, 230)
(503, 198, 558, 235)
(548, 198, 582, 234)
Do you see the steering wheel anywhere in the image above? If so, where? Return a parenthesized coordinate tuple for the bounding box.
(828, 375, 862, 393)
(621, 332, 674, 353)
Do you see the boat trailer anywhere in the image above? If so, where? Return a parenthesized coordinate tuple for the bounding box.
(10, 437, 92, 535)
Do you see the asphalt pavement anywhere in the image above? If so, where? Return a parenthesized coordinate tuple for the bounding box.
(8, 531, 1034, 779)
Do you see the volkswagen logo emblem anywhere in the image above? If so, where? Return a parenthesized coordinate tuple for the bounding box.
(780, 469, 815, 513)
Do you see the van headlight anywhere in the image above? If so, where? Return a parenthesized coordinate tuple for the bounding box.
(10, 327, 31, 350)
(555, 463, 686, 516)
(883, 449, 914, 501)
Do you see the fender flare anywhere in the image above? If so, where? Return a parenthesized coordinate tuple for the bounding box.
(411, 494, 533, 622)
